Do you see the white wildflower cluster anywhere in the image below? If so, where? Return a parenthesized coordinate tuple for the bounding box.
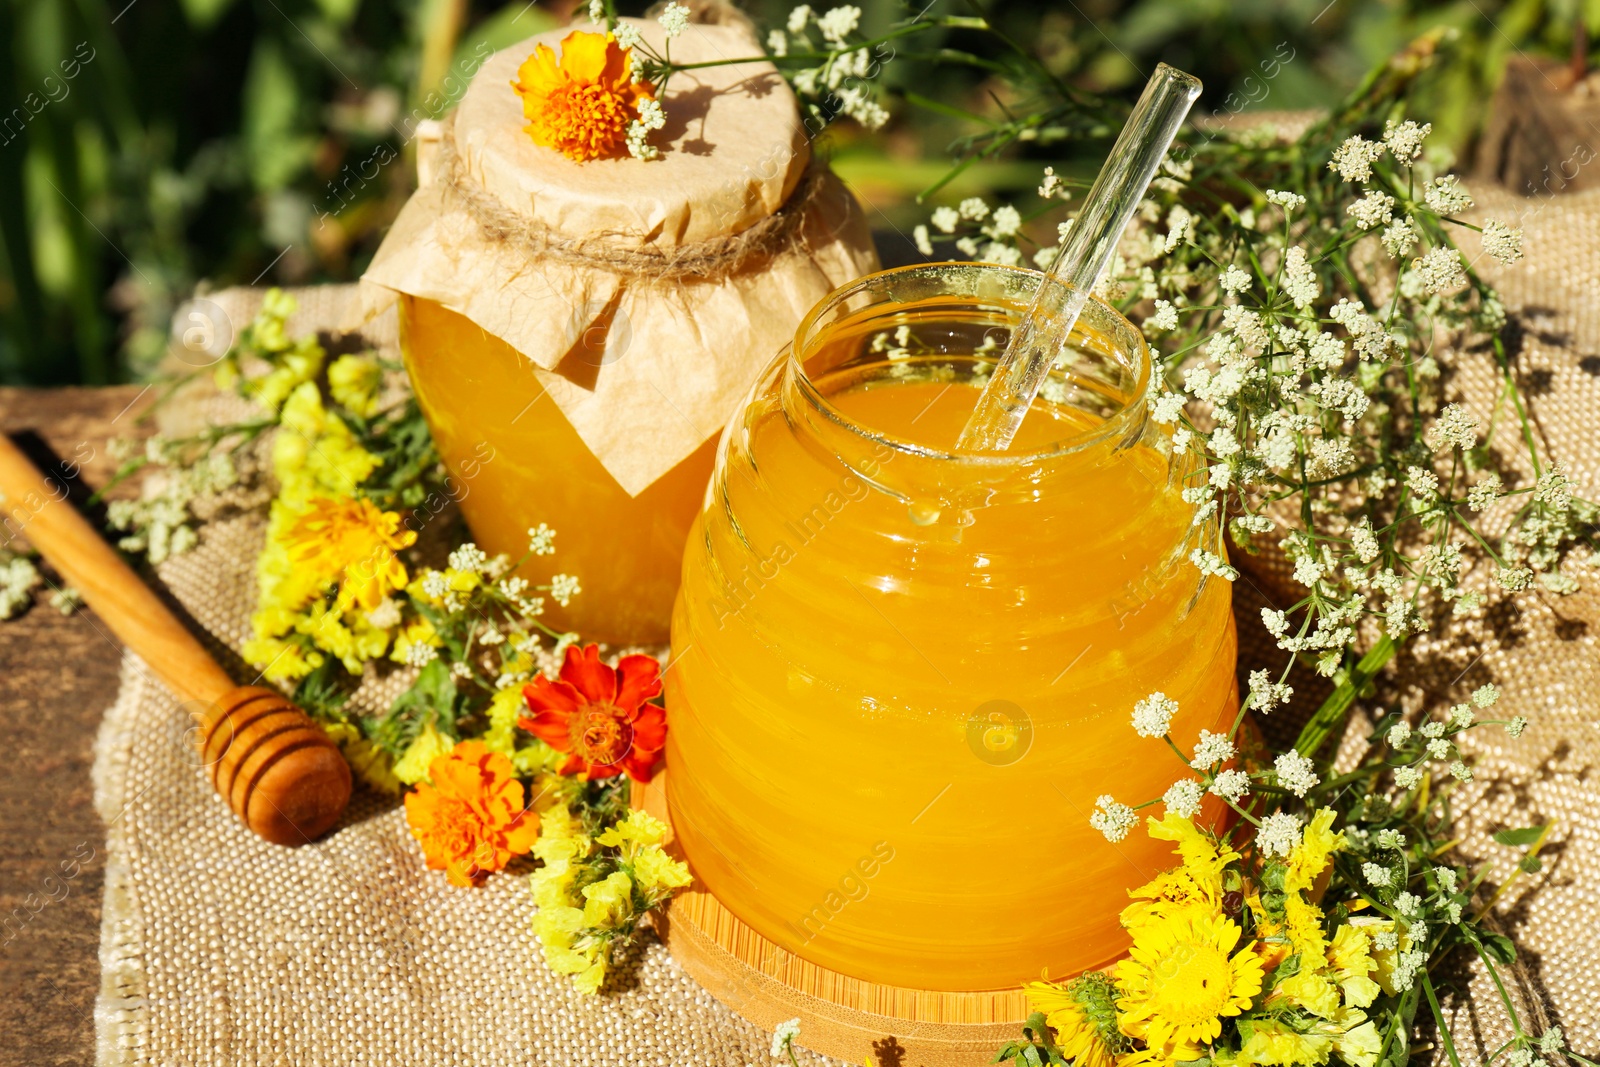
(1209, 768, 1251, 804)
(1257, 811, 1303, 857)
(528, 523, 557, 555)
(1143, 299, 1179, 335)
(657, 1, 689, 38)
(1131, 691, 1179, 737)
(1090, 794, 1137, 843)
(1382, 119, 1431, 164)
(1481, 219, 1524, 266)
(549, 573, 582, 607)
(774, 5, 891, 132)
(1426, 403, 1479, 452)
(1382, 217, 1418, 258)
(1246, 668, 1293, 712)
(1191, 729, 1235, 769)
(1163, 778, 1204, 818)
(1410, 245, 1466, 296)
(1424, 174, 1474, 215)
(106, 443, 239, 565)
(626, 97, 666, 161)
(0, 554, 44, 619)
(1264, 188, 1306, 213)
(1346, 190, 1395, 230)
(770, 1018, 802, 1059)
(1281, 246, 1320, 309)
(1037, 166, 1071, 202)
(1328, 135, 1386, 182)
(1274, 750, 1320, 797)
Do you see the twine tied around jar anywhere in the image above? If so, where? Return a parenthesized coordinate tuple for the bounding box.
(433, 108, 828, 282)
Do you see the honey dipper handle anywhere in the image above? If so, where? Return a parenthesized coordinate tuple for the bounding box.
(0, 433, 238, 708)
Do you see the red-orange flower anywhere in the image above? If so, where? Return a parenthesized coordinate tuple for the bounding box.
(510, 31, 654, 163)
(403, 740, 540, 887)
(519, 643, 665, 782)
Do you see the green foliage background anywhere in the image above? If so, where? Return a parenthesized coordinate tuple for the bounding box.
(0, 0, 1594, 385)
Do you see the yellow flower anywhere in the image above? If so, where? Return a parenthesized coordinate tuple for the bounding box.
(322, 722, 401, 794)
(274, 382, 378, 504)
(1326, 923, 1381, 1008)
(1236, 1019, 1332, 1066)
(1024, 975, 1123, 1067)
(1279, 808, 1345, 966)
(1329, 1008, 1382, 1067)
(510, 31, 654, 162)
(632, 846, 692, 895)
(1232, 1007, 1380, 1067)
(596, 808, 671, 850)
(393, 722, 455, 786)
(238, 632, 322, 683)
(328, 353, 383, 418)
(482, 686, 562, 775)
(280, 496, 417, 613)
(581, 870, 636, 927)
(1278, 970, 1340, 1019)
(1116, 910, 1265, 1050)
(1285, 808, 1344, 897)
(1123, 812, 1238, 930)
(390, 615, 440, 665)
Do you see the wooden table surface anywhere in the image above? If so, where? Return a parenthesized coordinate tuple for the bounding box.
(0, 386, 153, 1067)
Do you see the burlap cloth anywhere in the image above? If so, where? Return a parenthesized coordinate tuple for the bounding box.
(94, 186, 1600, 1064)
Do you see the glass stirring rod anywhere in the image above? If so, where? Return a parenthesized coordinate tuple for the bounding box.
(954, 63, 1202, 452)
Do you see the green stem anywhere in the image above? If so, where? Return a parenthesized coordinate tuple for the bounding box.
(1422, 972, 1464, 1067)
(1293, 634, 1400, 759)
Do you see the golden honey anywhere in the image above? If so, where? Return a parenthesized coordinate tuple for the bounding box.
(399, 295, 717, 645)
(665, 264, 1238, 990)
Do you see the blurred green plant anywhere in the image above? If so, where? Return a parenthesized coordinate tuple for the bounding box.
(0, 0, 558, 387)
(0, 0, 1596, 385)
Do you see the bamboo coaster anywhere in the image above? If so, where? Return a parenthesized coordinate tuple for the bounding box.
(634, 773, 1028, 1067)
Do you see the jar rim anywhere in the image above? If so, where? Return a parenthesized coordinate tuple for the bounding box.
(789, 262, 1152, 465)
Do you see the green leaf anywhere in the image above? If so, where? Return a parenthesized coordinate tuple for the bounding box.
(1480, 932, 1517, 965)
(389, 657, 461, 734)
(1519, 855, 1544, 874)
(311, 0, 362, 26)
(242, 40, 315, 191)
(179, 0, 241, 29)
(1493, 825, 1548, 848)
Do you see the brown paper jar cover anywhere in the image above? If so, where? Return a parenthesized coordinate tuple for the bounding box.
(359, 19, 878, 643)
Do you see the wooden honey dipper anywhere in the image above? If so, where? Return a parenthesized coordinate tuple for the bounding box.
(0, 432, 351, 845)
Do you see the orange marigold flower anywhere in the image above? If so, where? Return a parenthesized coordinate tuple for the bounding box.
(403, 740, 540, 887)
(510, 30, 654, 162)
(281, 496, 417, 613)
(520, 643, 665, 782)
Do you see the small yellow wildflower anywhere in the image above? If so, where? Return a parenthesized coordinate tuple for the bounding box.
(275, 383, 379, 504)
(393, 722, 454, 786)
(238, 631, 322, 684)
(1326, 923, 1381, 1008)
(327, 353, 384, 418)
(1232, 1007, 1381, 1067)
(582, 870, 635, 927)
(1235, 1018, 1331, 1065)
(633, 845, 693, 895)
(321, 721, 401, 794)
